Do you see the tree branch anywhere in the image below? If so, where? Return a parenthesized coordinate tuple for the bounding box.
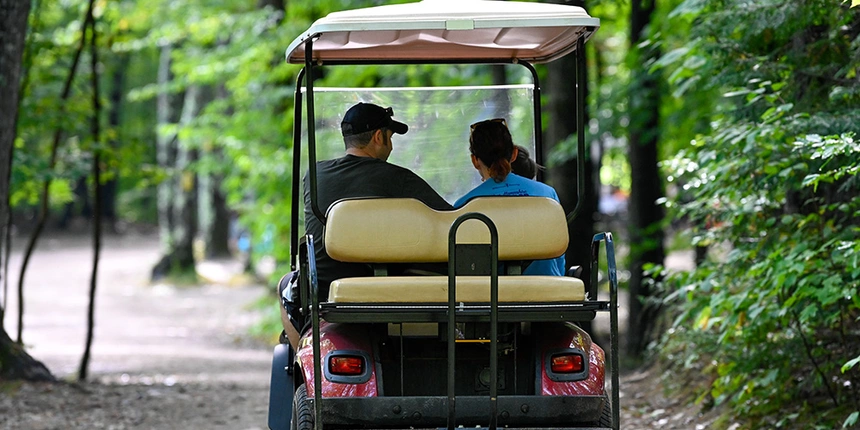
(791, 309, 839, 408)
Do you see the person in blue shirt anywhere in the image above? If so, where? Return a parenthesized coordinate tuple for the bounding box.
(454, 118, 566, 276)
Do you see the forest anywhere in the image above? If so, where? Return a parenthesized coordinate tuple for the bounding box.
(1, 0, 858, 428)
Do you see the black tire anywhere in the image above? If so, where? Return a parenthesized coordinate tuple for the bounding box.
(291, 384, 314, 430)
(598, 395, 613, 428)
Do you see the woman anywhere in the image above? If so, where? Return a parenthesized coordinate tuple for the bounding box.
(454, 118, 565, 276)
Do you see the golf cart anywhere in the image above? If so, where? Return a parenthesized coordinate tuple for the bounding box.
(267, 1, 619, 429)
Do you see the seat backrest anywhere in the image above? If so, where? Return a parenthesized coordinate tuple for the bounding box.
(324, 196, 568, 263)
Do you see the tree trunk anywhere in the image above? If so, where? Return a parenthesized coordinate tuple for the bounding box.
(173, 86, 202, 266)
(626, 0, 665, 358)
(101, 53, 130, 234)
(0, 324, 52, 381)
(154, 44, 178, 277)
(152, 45, 199, 281)
(199, 84, 231, 260)
(199, 168, 231, 259)
(79, 13, 101, 381)
(0, 0, 55, 382)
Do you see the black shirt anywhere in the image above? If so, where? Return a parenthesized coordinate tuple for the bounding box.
(303, 155, 452, 294)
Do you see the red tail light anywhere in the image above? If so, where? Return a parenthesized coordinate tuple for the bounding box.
(329, 355, 364, 375)
(550, 353, 584, 373)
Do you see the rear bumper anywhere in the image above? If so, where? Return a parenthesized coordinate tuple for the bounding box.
(310, 395, 605, 428)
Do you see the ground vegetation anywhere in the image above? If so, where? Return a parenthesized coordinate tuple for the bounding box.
(653, 0, 860, 427)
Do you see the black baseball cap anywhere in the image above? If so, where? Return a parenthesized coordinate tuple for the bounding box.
(341, 102, 408, 137)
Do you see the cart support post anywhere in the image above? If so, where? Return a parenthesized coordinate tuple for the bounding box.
(520, 61, 543, 179)
(567, 37, 588, 224)
(290, 68, 306, 271)
(305, 38, 325, 224)
(303, 37, 326, 430)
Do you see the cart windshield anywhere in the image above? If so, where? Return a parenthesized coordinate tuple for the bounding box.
(301, 84, 537, 204)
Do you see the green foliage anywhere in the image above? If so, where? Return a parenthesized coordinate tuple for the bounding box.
(13, 2, 92, 211)
(13, 0, 164, 224)
(584, 0, 633, 194)
(109, 0, 324, 279)
(655, 0, 860, 426)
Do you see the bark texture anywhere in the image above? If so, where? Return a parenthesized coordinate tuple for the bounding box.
(151, 45, 199, 281)
(0, 0, 55, 382)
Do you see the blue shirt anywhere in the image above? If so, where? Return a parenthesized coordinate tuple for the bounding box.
(454, 173, 566, 276)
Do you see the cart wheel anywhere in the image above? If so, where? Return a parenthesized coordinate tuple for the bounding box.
(291, 384, 314, 430)
(598, 395, 613, 428)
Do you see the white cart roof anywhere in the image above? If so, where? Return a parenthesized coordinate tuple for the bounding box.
(285, 0, 600, 65)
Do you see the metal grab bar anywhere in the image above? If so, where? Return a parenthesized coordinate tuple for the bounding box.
(591, 232, 620, 430)
(305, 234, 324, 430)
(447, 213, 499, 430)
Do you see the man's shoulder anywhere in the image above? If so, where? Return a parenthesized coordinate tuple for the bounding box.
(369, 159, 424, 179)
(321, 156, 410, 172)
(316, 155, 389, 174)
(319, 155, 362, 167)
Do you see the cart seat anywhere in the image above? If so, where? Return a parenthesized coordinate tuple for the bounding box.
(325, 196, 569, 263)
(323, 197, 584, 305)
(328, 275, 585, 303)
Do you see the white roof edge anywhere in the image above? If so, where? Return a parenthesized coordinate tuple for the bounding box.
(286, 0, 600, 65)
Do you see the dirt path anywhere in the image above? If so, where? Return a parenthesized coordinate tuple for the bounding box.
(1, 232, 272, 429)
(1, 233, 710, 429)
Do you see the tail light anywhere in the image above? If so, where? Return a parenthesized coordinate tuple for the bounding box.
(550, 353, 584, 373)
(329, 355, 364, 375)
(324, 351, 372, 384)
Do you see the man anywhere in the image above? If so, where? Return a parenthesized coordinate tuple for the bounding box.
(281, 102, 451, 347)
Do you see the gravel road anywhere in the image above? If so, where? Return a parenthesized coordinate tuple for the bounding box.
(2, 232, 272, 429)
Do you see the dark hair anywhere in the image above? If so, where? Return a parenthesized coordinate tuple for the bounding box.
(469, 118, 514, 183)
(344, 129, 377, 149)
(511, 145, 538, 179)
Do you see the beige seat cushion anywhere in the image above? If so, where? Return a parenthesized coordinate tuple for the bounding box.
(324, 197, 568, 263)
(328, 275, 585, 303)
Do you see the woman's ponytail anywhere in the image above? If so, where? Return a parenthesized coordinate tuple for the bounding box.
(489, 158, 512, 182)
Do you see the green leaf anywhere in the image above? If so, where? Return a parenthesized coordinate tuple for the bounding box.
(655, 47, 692, 69)
(802, 174, 821, 191)
(798, 304, 818, 323)
(724, 89, 751, 98)
(670, 0, 707, 17)
(844, 411, 859, 428)
(842, 356, 860, 373)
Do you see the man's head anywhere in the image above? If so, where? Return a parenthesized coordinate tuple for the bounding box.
(341, 103, 408, 161)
